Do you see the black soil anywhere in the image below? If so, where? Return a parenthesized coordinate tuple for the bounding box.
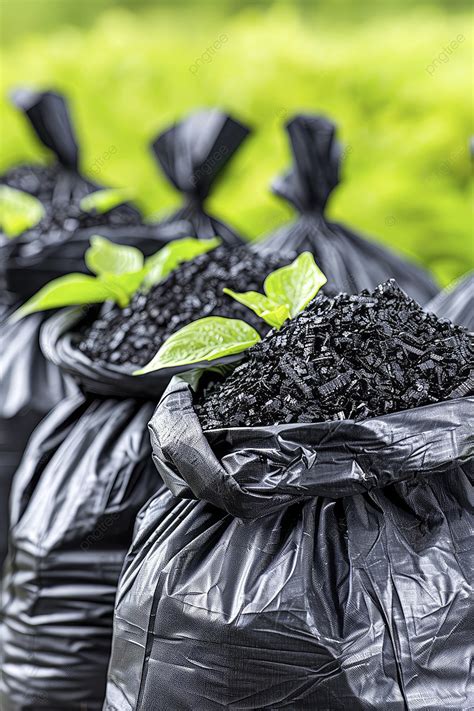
(1, 163, 141, 244)
(196, 281, 473, 428)
(78, 246, 290, 368)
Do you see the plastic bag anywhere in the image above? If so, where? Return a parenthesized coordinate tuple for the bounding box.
(1, 89, 138, 298)
(151, 109, 250, 244)
(0, 308, 166, 710)
(257, 114, 439, 305)
(1, 88, 192, 299)
(103, 386, 473, 707)
(0, 312, 76, 569)
(0, 89, 192, 570)
(426, 271, 473, 331)
(0, 217, 189, 571)
(0, 305, 243, 710)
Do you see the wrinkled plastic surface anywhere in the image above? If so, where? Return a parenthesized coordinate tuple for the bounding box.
(0, 311, 75, 568)
(258, 115, 439, 305)
(426, 271, 473, 331)
(0, 219, 189, 572)
(0, 306, 243, 710)
(151, 109, 250, 245)
(0, 311, 165, 709)
(0, 395, 160, 711)
(104, 367, 473, 710)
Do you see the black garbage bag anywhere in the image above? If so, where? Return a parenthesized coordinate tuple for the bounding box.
(0, 88, 193, 299)
(0, 296, 248, 711)
(0, 307, 169, 711)
(426, 272, 473, 331)
(101, 370, 473, 711)
(257, 114, 439, 304)
(0, 218, 189, 573)
(0, 89, 142, 298)
(0, 89, 192, 570)
(151, 109, 250, 244)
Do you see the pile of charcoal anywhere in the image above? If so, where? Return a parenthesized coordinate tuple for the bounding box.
(196, 280, 473, 429)
(1, 164, 140, 242)
(2, 164, 62, 198)
(78, 246, 290, 367)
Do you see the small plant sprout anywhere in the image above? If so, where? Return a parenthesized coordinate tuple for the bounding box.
(224, 252, 327, 329)
(10, 235, 220, 322)
(0, 185, 45, 238)
(134, 252, 326, 374)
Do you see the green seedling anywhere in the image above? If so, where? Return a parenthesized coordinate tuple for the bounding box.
(135, 252, 326, 374)
(11, 235, 220, 322)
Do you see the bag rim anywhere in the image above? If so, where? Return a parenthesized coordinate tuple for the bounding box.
(40, 307, 243, 398)
(149, 372, 473, 518)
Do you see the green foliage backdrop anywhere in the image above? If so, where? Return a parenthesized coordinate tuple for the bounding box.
(1, 0, 472, 286)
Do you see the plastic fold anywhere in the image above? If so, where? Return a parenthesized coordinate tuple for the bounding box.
(426, 271, 473, 331)
(151, 109, 250, 244)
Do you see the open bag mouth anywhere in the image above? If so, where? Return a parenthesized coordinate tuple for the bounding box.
(149, 373, 474, 519)
(40, 306, 244, 399)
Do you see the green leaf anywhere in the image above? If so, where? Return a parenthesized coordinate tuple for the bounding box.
(80, 188, 134, 215)
(134, 316, 260, 374)
(223, 252, 326, 329)
(0, 185, 44, 238)
(142, 237, 220, 289)
(259, 304, 291, 329)
(223, 288, 289, 328)
(102, 269, 148, 303)
(85, 235, 144, 276)
(223, 288, 277, 315)
(264, 252, 327, 318)
(10, 274, 125, 322)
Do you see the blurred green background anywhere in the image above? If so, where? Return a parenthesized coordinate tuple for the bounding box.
(1, 0, 472, 286)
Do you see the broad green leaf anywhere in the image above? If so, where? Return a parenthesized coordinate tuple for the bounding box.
(142, 237, 220, 289)
(80, 188, 133, 215)
(0, 185, 44, 238)
(264, 252, 327, 318)
(134, 316, 260, 374)
(223, 288, 289, 328)
(10, 274, 125, 322)
(85, 235, 144, 276)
